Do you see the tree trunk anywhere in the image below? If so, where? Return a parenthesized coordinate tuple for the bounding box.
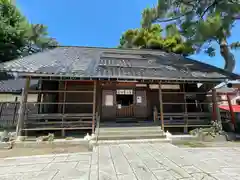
(220, 40, 235, 72)
(199, 40, 235, 90)
(196, 40, 236, 123)
(197, 40, 236, 99)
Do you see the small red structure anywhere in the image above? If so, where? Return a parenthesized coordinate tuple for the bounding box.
(218, 93, 238, 131)
(219, 105, 240, 112)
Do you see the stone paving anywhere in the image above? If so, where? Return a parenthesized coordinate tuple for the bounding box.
(1, 143, 240, 179)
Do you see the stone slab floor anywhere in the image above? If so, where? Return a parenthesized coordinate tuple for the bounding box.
(0, 143, 240, 180)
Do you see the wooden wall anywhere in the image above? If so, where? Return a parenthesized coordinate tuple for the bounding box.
(0, 94, 38, 128)
(41, 80, 95, 114)
(36, 81, 210, 123)
(64, 81, 93, 114)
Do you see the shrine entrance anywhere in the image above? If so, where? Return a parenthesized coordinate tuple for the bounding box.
(116, 89, 134, 118)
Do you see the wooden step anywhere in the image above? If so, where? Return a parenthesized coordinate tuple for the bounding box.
(95, 125, 165, 140)
(91, 138, 171, 145)
(98, 129, 164, 136)
(98, 126, 162, 132)
(96, 133, 166, 141)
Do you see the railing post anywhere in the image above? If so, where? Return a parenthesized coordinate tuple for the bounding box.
(12, 97, 18, 127)
(211, 88, 217, 121)
(96, 111, 100, 143)
(61, 81, 67, 137)
(92, 80, 97, 134)
(183, 84, 188, 133)
(153, 106, 157, 122)
(159, 82, 164, 131)
(227, 93, 236, 131)
(16, 77, 30, 137)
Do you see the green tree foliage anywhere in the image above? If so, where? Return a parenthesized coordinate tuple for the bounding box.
(141, 0, 240, 72)
(0, 0, 28, 62)
(149, 0, 240, 24)
(23, 24, 58, 56)
(0, 0, 57, 62)
(119, 24, 194, 56)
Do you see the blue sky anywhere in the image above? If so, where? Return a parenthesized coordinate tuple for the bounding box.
(17, 0, 240, 73)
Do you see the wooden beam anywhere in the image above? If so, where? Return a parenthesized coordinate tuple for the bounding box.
(0, 103, 3, 122)
(16, 77, 30, 136)
(230, 84, 240, 89)
(12, 97, 18, 126)
(37, 79, 42, 114)
(183, 84, 188, 133)
(92, 80, 97, 134)
(26, 102, 94, 105)
(211, 88, 219, 122)
(61, 81, 67, 137)
(28, 90, 94, 93)
(227, 94, 236, 130)
(159, 81, 164, 131)
(183, 85, 188, 114)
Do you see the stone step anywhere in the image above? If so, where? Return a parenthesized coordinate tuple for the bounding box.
(96, 133, 166, 141)
(90, 138, 171, 145)
(97, 129, 164, 136)
(97, 126, 162, 132)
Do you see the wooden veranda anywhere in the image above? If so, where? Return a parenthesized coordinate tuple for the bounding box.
(13, 77, 221, 136)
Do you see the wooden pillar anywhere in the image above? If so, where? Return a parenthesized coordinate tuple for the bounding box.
(211, 88, 217, 121)
(0, 103, 3, 121)
(97, 81, 102, 121)
(183, 84, 188, 133)
(159, 82, 164, 131)
(12, 97, 18, 126)
(227, 93, 235, 130)
(37, 79, 42, 114)
(92, 80, 97, 134)
(61, 81, 67, 137)
(153, 106, 157, 122)
(16, 77, 30, 137)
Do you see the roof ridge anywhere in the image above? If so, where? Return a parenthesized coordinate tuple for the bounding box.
(0, 46, 239, 81)
(53, 46, 238, 76)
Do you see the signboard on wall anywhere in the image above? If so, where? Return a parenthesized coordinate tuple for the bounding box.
(149, 84, 180, 89)
(136, 84, 147, 87)
(105, 95, 113, 106)
(137, 96, 142, 103)
(117, 104, 122, 109)
(116, 89, 133, 95)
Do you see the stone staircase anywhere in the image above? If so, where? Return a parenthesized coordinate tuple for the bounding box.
(95, 126, 166, 141)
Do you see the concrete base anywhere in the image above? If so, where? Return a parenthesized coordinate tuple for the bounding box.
(225, 132, 237, 141)
(184, 126, 188, 134)
(16, 136, 27, 142)
(90, 138, 171, 145)
(96, 126, 165, 141)
(213, 135, 227, 142)
(170, 135, 198, 144)
(0, 142, 11, 149)
(198, 134, 227, 142)
(13, 138, 92, 150)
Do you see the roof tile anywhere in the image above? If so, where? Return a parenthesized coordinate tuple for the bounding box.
(0, 46, 239, 81)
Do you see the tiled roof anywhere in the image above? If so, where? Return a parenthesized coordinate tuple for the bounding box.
(0, 79, 38, 93)
(0, 46, 239, 81)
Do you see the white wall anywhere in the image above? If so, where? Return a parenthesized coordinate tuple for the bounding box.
(0, 94, 38, 102)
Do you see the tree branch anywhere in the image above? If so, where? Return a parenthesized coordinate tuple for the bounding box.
(179, 0, 195, 9)
(200, 0, 218, 19)
(154, 11, 192, 23)
(154, 0, 240, 23)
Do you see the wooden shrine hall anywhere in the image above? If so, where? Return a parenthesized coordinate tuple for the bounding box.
(0, 46, 239, 136)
